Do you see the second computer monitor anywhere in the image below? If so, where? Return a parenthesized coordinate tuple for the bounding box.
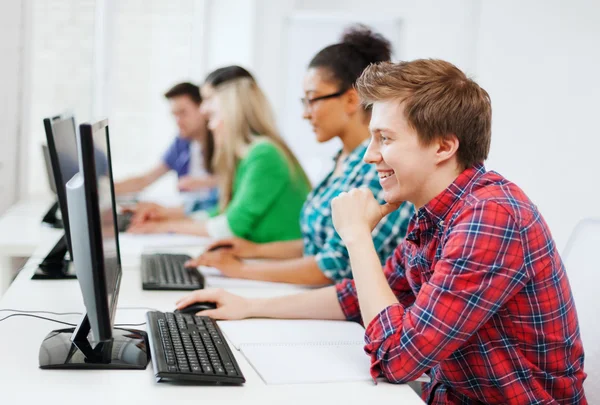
(43, 115, 79, 256)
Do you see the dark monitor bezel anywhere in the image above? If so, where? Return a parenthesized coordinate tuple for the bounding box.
(78, 119, 123, 341)
(43, 115, 77, 257)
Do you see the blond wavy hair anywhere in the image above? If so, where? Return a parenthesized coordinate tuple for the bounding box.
(211, 77, 309, 210)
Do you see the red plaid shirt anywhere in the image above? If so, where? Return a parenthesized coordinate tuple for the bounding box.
(336, 164, 587, 404)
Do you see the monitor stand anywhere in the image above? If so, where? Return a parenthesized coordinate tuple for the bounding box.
(32, 235, 77, 280)
(41, 200, 64, 229)
(39, 315, 149, 370)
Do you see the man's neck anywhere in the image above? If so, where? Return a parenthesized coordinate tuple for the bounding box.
(414, 163, 464, 209)
(186, 128, 204, 142)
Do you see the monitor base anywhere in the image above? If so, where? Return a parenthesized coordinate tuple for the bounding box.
(39, 327, 149, 370)
(32, 235, 77, 280)
(41, 200, 64, 229)
(32, 259, 76, 280)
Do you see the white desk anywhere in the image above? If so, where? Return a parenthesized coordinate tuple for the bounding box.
(0, 228, 425, 404)
(0, 196, 60, 295)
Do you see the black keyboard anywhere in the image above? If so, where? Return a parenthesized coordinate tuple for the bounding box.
(141, 253, 204, 291)
(146, 311, 245, 384)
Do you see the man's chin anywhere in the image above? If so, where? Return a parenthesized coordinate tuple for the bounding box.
(382, 190, 404, 205)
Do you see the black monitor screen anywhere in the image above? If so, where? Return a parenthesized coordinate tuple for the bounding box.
(80, 120, 121, 330)
(44, 116, 79, 256)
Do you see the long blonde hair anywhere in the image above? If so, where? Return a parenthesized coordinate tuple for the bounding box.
(211, 77, 309, 210)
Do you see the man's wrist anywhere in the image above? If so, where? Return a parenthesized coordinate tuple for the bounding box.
(340, 227, 372, 247)
(247, 297, 267, 318)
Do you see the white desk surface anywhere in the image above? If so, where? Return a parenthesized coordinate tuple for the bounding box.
(0, 224, 425, 404)
(0, 195, 58, 256)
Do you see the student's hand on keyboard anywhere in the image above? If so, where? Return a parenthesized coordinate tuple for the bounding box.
(175, 288, 251, 320)
(204, 237, 258, 258)
(129, 202, 169, 225)
(185, 250, 244, 278)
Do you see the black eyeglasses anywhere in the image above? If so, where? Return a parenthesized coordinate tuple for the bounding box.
(300, 89, 347, 109)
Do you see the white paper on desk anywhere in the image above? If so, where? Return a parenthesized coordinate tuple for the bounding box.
(241, 343, 371, 384)
(218, 318, 432, 385)
(218, 319, 365, 350)
(201, 267, 315, 291)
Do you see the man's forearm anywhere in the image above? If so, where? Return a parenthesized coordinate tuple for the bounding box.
(249, 285, 346, 320)
(242, 256, 332, 285)
(345, 231, 398, 325)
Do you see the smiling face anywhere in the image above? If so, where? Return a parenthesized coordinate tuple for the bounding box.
(200, 83, 226, 147)
(364, 99, 449, 207)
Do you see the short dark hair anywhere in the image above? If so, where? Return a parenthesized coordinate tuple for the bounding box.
(309, 24, 392, 92)
(204, 65, 254, 88)
(356, 60, 492, 169)
(164, 82, 202, 104)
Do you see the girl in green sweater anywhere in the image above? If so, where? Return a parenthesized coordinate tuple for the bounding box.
(128, 67, 310, 242)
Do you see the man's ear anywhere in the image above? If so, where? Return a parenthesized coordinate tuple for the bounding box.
(435, 134, 460, 165)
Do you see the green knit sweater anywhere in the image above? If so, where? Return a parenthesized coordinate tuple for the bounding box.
(212, 139, 310, 243)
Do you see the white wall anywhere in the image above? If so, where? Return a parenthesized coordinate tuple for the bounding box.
(476, 0, 600, 249)
(253, 0, 480, 112)
(0, 1, 24, 214)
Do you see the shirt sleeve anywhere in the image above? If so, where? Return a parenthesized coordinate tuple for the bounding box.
(364, 200, 530, 383)
(162, 138, 179, 171)
(335, 242, 416, 325)
(205, 214, 235, 239)
(224, 142, 290, 239)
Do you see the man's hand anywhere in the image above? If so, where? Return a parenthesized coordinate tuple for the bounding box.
(331, 188, 400, 242)
(175, 288, 254, 320)
(127, 202, 169, 225)
(185, 250, 244, 278)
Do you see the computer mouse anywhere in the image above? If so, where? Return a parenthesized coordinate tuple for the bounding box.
(175, 302, 217, 315)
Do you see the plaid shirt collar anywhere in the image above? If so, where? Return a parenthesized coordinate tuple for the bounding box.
(409, 163, 486, 241)
(331, 139, 370, 177)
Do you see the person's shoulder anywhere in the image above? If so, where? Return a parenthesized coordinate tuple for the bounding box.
(168, 135, 190, 150)
(246, 138, 285, 160)
(460, 171, 539, 228)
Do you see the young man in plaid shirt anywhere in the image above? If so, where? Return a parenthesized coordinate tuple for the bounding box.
(177, 59, 587, 404)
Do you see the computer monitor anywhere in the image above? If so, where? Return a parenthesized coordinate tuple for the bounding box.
(38, 119, 148, 370)
(42, 144, 58, 194)
(34, 115, 80, 279)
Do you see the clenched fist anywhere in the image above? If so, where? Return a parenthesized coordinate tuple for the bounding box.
(331, 188, 400, 242)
